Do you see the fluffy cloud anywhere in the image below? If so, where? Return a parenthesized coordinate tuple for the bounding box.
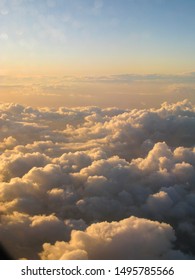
(0, 151, 49, 181)
(0, 211, 86, 259)
(40, 216, 186, 260)
(0, 100, 195, 259)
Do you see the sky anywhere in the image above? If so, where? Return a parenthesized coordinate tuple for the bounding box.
(0, 0, 195, 107)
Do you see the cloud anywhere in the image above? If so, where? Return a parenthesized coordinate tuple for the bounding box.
(1, 73, 195, 109)
(78, 72, 195, 84)
(0, 151, 49, 181)
(47, 0, 56, 8)
(0, 33, 8, 40)
(0, 100, 195, 259)
(40, 216, 186, 260)
(0, 212, 70, 259)
(92, 0, 103, 14)
(0, 8, 9, 15)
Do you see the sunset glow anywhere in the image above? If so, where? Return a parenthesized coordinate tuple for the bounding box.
(0, 0, 195, 260)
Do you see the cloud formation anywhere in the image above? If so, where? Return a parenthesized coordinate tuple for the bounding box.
(0, 100, 195, 259)
(40, 216, 182, 260)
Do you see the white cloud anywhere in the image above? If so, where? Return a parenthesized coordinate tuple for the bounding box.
(0, 212, 68, 259)
(0, 33, 8, 40)
(47, 0, 56, 8)
(0, 100, 195, 259)
(0, 8, 9, 15)
(92, 0, 103, 14)
(40, 216, 185, 260)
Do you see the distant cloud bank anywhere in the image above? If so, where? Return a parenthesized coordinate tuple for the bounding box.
(1, 72, 195, 108)
(0, 100, 195, 259)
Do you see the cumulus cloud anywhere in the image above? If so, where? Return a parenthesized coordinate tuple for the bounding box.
(40, 216, 187, 260)
(0, 212, 71, 259)
(0, 100, 195, 259)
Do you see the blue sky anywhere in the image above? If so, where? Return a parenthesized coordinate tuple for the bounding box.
(1, 0, 195, 74)
(0, 0, 195, 107)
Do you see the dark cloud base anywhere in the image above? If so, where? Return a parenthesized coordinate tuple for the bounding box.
(0, 100, 195, 259)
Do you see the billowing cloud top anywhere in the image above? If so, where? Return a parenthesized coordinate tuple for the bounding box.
(0, 100, 195, 259)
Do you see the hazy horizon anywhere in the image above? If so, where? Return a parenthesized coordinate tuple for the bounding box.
(1, 0, 195, 108)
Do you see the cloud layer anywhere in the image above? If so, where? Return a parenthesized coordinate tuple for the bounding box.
(0, 100, 195, 259)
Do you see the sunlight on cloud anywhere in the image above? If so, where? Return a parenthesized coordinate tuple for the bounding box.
(1, 0, 195, 261)
(0, 100, 195, 259)
(1, 73, 195, 109)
